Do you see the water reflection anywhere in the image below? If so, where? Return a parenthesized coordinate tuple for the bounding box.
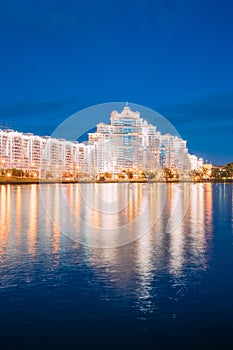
(134, 230, 154, 316)
(232, 187, 233, 231)
(28, 185, 38, 255)
(0, 182, 218, 315)
(0, 186, 8, 248)
(0, 183, 214, 256)
(166, 184, 186, 276)
(46, 183, 168, 248)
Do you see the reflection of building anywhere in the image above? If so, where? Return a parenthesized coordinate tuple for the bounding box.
(0, 106, 203, 178)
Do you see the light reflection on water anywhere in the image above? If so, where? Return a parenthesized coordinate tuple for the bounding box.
(0, 183, 213, 280)
(0, 183, 233, 345)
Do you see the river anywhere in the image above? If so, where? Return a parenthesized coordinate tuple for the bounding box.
(0, 183, 232, 349)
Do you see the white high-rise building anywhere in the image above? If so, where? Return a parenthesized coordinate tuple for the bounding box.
(156, 133, 189, 171)
(88, 106, 157, 174)
(0, 106, 202, 179)
(0, 129, 86, 179)
(188, 154, 203, 170)
(88, 106, 194, 176)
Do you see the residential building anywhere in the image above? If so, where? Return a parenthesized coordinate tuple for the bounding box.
(0, 105, 202, 179)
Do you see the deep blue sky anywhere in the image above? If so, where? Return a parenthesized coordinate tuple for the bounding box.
(0, 0, 233, 164)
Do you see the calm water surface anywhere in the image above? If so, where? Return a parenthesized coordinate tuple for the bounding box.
(0, 183, 233, 349)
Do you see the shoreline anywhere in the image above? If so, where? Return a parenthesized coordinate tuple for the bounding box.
(0, 176, 232, 185)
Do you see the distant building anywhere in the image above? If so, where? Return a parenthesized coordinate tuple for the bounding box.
(188, 154, 203, 170)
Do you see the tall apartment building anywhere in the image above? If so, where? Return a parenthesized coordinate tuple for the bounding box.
(156, 133, 189, 171)
(88, 106, 202, 176)
(0, 129, 86, 179)
(88, 105, 158, 174)
(188, 154, 203, 170)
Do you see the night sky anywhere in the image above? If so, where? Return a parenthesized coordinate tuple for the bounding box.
(0, 0, 233, 164)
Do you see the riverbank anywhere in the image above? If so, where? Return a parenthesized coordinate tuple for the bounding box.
(0, 175, 233, 185)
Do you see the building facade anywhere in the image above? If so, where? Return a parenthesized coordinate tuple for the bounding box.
(88, 106, 203, 177)
(0, 129, 86, 179)
(88, 106, 158, 175)
(0, 106, 203, 179)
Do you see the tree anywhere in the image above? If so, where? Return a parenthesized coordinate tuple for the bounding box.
(211, 168, 222, 180)
(163, 168, 179, 181)
(104, 172, 112, 179)
(190, 169, 201, 180)
(11, 168, 24, 177)
(225, 163, 233, 178)
(126, 169, 134, 179)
